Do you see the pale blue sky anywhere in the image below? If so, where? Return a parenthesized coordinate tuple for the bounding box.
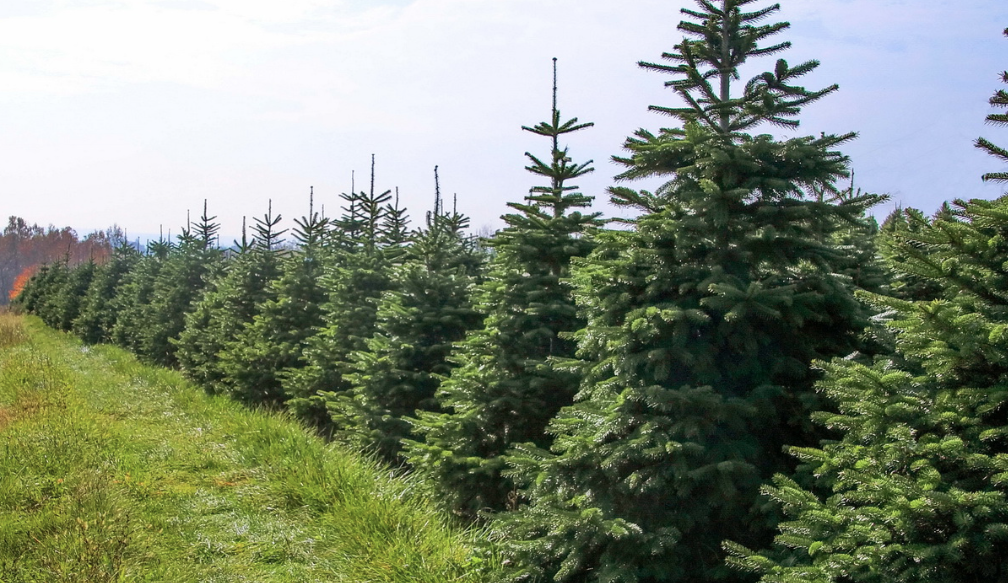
(1, 0, 1006, 241)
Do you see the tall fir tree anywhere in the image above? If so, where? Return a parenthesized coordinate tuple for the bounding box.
(729, 196, 1008, 583)
(976, 27, 1008, 184)
(330, 190, 485, 463)
(728, 29, 1008, 583)
(493, 2, 877, 582)
(405, 59, 602, 519)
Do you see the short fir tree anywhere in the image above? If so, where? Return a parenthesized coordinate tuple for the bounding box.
(330, 199, 485, 463)
(51, 259, 96, 332)
(220, 196, 331, 407)
(13, 263, 53, 315)
(73, 238, 140, 344)
(140, 203, 223, 367)
(177, 205, 286, 392)
(110, 236, 171, 354)
(285, 161, 399, 429)
(34, 259, 71, 330)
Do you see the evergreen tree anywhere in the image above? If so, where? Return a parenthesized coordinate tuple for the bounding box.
(52, 259, 96, 332)
(284, 159, 397, 429)
(727, 33, 1008, 583)
(405, 60, 602, 519)
(177, 204, 286, 392)
(34, 259, 70, 330)
(330, 197, 485, 463)
(220, 195, 330, 407)
(73, 238, 140, 344)
(12, 263, 52, 314)
(380, 187, 412, 261)
(976, 27, 1008, 184)
(815, 178, 889, 302)
(17, 260, 68, 325)
(141, 203, 223, 367)
(728, 196, 1008, 583)
(493, 3, 876, 582)
(110, 237, 171, 354)
(877, 208, 946, 302)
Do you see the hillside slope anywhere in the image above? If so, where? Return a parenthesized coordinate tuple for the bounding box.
(0, 313, 487, 582)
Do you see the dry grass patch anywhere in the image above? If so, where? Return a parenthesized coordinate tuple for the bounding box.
(0, 311, 26, 349)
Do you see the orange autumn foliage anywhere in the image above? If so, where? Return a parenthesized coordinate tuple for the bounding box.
(1, 216, 119, 305)
(9, 265, 38, 302)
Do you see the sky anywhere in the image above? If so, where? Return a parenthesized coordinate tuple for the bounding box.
(1, 0, 1007, 242)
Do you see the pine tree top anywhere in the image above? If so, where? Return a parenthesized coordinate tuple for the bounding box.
(292, 187, 330, 249)
(499, 58, 602, 240)
(251, 199, 287, 251)
(643, 0, 837, 135)
(975, 27, 1008, 183)
(611, 0, 866, 211)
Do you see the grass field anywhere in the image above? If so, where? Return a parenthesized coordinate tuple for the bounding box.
(0, 312, 490, 582)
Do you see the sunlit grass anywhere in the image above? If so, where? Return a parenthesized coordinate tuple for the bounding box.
(0, 315, 488, 582)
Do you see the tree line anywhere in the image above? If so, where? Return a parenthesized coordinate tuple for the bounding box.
(0, 217, 118, 305)
(12, 1, 1008, 581)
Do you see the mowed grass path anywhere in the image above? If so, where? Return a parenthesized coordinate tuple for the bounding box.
(0, 313, 488, 582)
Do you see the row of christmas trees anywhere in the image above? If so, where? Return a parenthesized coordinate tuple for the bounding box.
(13, 1, 1008, 581)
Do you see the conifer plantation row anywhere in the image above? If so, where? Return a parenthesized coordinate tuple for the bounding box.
(12, 1, 1008, 581)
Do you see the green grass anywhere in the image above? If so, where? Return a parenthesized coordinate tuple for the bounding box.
(0, 314, 490, 582)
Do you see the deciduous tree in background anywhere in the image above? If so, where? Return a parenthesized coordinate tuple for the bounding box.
(0, 217, 116, 306)
(8, 265, 37, 304)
